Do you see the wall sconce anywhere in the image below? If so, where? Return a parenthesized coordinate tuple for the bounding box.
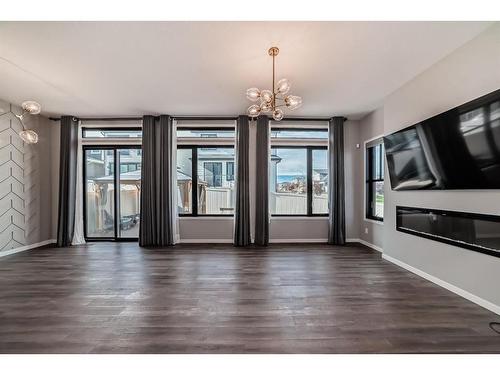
(15, 100, 41, 144)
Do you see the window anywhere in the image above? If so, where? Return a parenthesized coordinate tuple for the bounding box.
(269, 124, 328, 216)
(177, 148, 193, 214)
(271, 148, 307, 215)
(177, 129, 235, 139)
(176, 122, 236, 216)
(177, 146, 235, 215)
(270, 146, 328, 216)
(226, 161, 235, 181)
(271, 129, 329, 139)
(83, 128, 142, 138)
(366, 141, 384, 221)
(84, 146, 141, 239)
(312, 149, 328, 214)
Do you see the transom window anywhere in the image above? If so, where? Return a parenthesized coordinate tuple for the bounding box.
(271, 128, 329, 139)
(83, 127, 142, 138)
(177, 128, 235, 139)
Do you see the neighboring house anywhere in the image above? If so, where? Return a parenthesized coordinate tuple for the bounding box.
(269, 153, 282, 193)
(176, 148, 236, 214)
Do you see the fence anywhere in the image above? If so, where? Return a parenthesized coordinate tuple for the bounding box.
(270, 192, 328, 214)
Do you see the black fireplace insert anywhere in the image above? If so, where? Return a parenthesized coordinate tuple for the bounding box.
(396, 206, 500, 258)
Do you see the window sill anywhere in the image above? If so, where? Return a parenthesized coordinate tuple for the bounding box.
(271, 216, 328, 221)
(179, 216, 234, 220)
(364, 217, 384, 225)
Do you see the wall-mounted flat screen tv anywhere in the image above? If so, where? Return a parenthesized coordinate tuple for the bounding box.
(384, 88, 500, 190)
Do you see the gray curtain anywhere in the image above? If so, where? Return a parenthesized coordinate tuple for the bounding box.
(328, 116, 346, 245)
(139, 115, 175, 247)
(234, 116, 251, 246)
(254, 115, 269, 246)
(57, 116, 79, 247)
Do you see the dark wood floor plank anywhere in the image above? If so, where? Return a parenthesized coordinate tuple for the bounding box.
(0, 242, 498, 353)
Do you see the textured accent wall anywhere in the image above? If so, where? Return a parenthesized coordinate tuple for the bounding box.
(0, 100, 53, 253)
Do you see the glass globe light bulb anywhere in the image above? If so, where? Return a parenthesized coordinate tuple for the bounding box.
(19, 130, 39, 144)
(21, 101, 41, 115)
(284, 95, 303, 110)
(260, 90, 273, 103)
(272, 108, 284, 121)
(246, 88, 261, 102)
(276, 79, 291, 95)
(260, 101, 272, 113)
(247, 104, 261, 118)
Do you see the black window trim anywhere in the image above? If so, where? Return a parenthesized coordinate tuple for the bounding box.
(177, 144, 235, 217)
(365, 142, 384, 222)
(271, 145, 329, 217)
(82, 144, 141, 242)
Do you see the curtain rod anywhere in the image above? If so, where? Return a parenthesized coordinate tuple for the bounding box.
(49, 115, 348, 122)
(49, 116, 240, 122)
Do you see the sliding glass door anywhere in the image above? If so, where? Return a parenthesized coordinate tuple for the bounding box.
(118, 149, 141, 238)
(83, 146, 141, 240)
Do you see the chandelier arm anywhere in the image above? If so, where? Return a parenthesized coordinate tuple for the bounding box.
(272, 53, 276, 110)
(15, 111, 28, 130)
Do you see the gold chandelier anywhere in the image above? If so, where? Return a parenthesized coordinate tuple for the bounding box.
(246, 47, 302, 121)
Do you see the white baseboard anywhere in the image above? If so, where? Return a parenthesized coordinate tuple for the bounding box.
(269, 238, 328, 243)
(0, 239, 56, 258)
(177, 239, 233, 244)
(382, 253, 500, 316)
(179, 238, 361, 244)
(349, 238, 383, 252)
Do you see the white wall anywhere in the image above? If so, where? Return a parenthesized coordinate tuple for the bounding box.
(358, 108, 385, 249)
(382, 23, 500, 307)
(179, 217, 234, 242)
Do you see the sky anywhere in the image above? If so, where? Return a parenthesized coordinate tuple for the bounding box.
(274, 148, 327, 175)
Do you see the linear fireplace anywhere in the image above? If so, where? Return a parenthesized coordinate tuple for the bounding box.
(396, 206, 500, 258)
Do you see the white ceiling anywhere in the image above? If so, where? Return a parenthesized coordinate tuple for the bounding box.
(0, 21, 493, 119)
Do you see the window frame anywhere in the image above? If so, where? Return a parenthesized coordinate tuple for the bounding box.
(365, 140, 384, 222)
(82, 144, 142, 242)
(270, 145, 328, 217)
(177, 144, 235, 217)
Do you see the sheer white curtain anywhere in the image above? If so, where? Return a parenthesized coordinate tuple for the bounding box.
(72, 120, 86, 245)
(171, 119, 180, 244)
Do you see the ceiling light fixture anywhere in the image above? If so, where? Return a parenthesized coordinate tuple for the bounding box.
(15, 100, 41, 144)
(246, 47, 302, 121)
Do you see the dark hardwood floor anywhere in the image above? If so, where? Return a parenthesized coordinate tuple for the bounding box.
(0, 242, 498, 353)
